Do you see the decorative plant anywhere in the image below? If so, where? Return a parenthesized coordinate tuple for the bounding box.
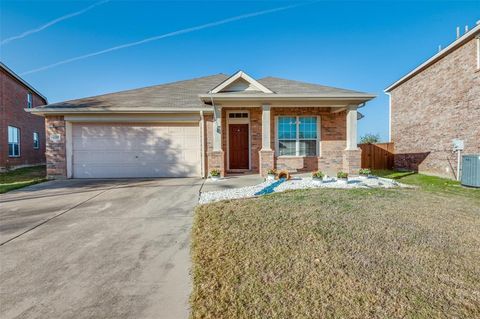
(359, 168, 371, 176)
(210, 169, 221, 177)
(312, 170, 325, 179)
(277, 170, 290, 180)
(267, 169, 277, 175)
(337, 171, 348, 179)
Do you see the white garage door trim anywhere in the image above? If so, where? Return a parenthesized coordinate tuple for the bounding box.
(68, 122, 202, 178)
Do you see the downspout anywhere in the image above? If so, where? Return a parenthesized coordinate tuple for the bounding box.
(386, 92, 392, 143)
(200, 110, 206, 178)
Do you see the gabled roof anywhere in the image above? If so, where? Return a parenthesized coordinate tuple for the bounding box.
(0, 62, 48, 102)
(30, 72, 375, 114)
(200, 76, 375, 100)
(210, 71, 273, 94)
(385, 22, 480, 92)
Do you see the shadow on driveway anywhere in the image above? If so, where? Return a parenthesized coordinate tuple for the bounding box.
(0, 178, 203, 319)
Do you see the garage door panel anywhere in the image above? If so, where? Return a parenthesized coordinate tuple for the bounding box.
(72, 123, 201, 178)
(74, 165, 196, 178)
(73, 137, 177, 151)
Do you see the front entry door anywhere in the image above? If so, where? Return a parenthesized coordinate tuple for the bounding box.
(229, 124, 249, 169)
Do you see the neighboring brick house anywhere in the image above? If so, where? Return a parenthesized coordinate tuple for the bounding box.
(1, 62, 48, 171)
(29, 71, 374, 179)
(385, 23, 480, 179)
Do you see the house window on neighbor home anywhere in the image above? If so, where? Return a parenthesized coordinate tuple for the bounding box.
(8, 126, 20, 157)
(277, 116, 318, 156)
(33, 132, 40, 149)
(27, 93, 33, 108)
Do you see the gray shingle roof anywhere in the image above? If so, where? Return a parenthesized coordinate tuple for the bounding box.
(35, 74, 228, 111)
(258, 77, 369, 96)
(33, 73, 374, 113)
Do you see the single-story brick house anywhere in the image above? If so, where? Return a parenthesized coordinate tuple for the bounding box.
(29, 71, 375, 179)
(385, 23, 479, 179)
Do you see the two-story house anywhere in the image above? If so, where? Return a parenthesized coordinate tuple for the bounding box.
(1, 62, 48, 170)
(385, 22, 480, 179)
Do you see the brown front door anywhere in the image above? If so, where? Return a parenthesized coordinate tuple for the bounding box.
(229, 124, 249, 169)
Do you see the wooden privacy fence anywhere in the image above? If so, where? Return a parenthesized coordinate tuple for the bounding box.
(358, 143, 394, 170)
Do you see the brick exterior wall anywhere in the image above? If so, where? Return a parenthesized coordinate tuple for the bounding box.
(390, 36, 480, 179)
(272, 107, 347, 175)
(0, 67, 47, 170)
(45, 116, 67, 179)
(259, 150, 274, 176)
(342, 149, 361, 174)
(44, 107, 356, 179)
(204, 106, 354, 176)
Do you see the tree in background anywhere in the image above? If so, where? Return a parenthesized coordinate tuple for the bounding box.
(360, 133, 381, 144)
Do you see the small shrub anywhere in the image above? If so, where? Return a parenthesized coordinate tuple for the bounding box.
(337, 171, 348, 179)
(312, 170, 325, 179)
(359, 168, 371, 176)
(267, 169, 277, 175)
(210, 169, 221, 177)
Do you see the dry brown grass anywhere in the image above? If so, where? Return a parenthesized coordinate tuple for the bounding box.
(191, 188, 480, 318)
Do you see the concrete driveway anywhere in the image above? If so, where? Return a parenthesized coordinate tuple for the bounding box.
(0, 178, 203, 319)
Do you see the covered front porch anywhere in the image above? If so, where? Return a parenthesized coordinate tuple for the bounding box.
(205, 103, 362, 177)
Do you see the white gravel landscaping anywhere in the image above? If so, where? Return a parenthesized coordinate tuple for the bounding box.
(199, 176, 411, 204)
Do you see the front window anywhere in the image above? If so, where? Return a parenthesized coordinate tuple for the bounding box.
(33, 132, 40, 149)
(277, 116, 318, 156)
(27, 93, 33, 108)
(8, 126, 20, 157)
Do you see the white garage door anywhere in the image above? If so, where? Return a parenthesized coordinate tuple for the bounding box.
(72, 123, 201, 178)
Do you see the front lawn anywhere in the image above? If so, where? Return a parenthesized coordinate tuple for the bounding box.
(191, 184, 480, 317)
(373, 169, 479, 198)
(0, 165, 47, 194)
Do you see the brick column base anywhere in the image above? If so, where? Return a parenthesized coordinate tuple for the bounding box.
(343, 149, 361, 175)
(45, 116, 67, 179)
(259, 150, 275, 176)
(207, 150, 225, 177)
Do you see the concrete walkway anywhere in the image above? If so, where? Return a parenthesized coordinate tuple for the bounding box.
(0, 178, 203, 319)
(200, 174, 264, 193)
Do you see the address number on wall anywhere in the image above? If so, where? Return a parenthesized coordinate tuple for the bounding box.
(50, 134, 61, 143)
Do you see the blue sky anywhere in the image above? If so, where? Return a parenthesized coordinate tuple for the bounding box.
(1, 0, 478, 141)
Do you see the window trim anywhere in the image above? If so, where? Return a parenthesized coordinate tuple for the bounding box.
(33, 132, 40, 149)
(27, 92, 33, 108)
(8, 125, 21, 157)
(275, 115, 321, 157)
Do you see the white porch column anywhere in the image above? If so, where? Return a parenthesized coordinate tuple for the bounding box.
(213, 105, 222, 151)
(346, 105, 358, 150)
(261, 104, 272, 150)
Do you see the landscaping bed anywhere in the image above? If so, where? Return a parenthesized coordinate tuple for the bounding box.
(200, 175, 409, 204)
(191, 185, 480, 318)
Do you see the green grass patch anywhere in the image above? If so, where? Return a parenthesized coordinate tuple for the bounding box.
(373, 169, 479, 199)
(191, 188, 480, 318)
(0, 165, 47, 194)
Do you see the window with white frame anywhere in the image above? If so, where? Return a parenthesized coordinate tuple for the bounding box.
(33, 132, 40, 149)
(8, 126, 20, 157)
(228, 112, 248, 118)
(27, 93, 33, 108)
(277, 116, 318, 156)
